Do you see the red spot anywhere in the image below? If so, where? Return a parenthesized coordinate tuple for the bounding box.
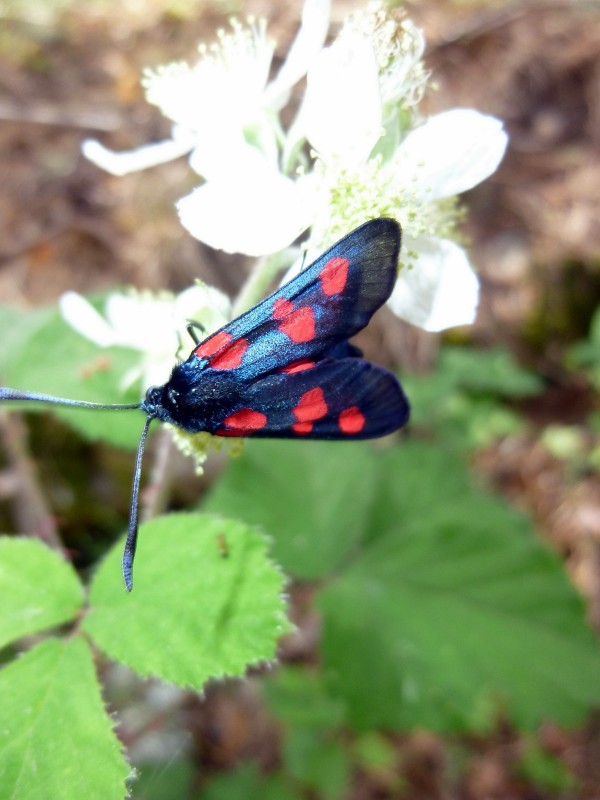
(281, 360, 315, 374)
(209, 338, 248, 370)
(292, 422, 313, 435)
(195, 331, 232, 358)
(221, 408, 267, 434)
(293, 387, 327, 425)
(278, 306, 315, 343)
(272, 297, 316, 343)
(272, 298, 294, 319)
(320, 256, 349, 296)
(195, 332, 248, 370)
(339, 406, 365, 434)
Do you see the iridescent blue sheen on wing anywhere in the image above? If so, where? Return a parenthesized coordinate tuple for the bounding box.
(191, 217, 401, 381)
(142, 218, 409, 440)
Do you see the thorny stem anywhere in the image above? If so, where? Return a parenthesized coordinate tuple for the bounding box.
(0, 412, 63, 552)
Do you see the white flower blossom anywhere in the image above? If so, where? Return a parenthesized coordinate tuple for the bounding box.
(298, 7, 508, 331)
(83, 0, 329, 255)
(59, 284, 231, 390)
(301, 32, 382, 167)
(176, 146, 312, 257)
(387, 237, 479, 331)
(83, 7, 327, 158)
(83, 0, 508, 333)
(81, 127, 197, 177)
(344, 5, 428, 112)
(60, 284, 235, 472)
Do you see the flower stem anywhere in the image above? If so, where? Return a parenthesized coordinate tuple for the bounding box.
(232, 249, 297, 317)
(0, 412, 62, 552)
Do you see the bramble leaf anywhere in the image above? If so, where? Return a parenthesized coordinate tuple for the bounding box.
(0, 537, 83, 649)
(0, 637, 129, 800)
(83, 513, 292, 687)
(318, 443, 600, 731)
(204, 440, 379, 579)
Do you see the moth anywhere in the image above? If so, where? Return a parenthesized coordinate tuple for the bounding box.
(1, 218, 409, 589)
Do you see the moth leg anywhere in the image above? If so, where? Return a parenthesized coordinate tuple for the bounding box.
(175, 322, 208, 360)
(186, 322, 207, 345)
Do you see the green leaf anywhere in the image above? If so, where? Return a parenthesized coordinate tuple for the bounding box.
(363, 440, 474, 545)
(83, 513, 292, 687)
(283, 727, 350, 800)
(200, 763, 302, 800)
(262, 667, 347, 729)
(203, 440, 380, 579)
(402, 346, 542, 448)
(262, 670, 352, 798)
(353, 731, 398, 775)
(515, 738, 577, 792)
(0, 537, 83, 649)
(318, 442, 600, 732)
(0, 637, 129, 800)
(438, 347, 543, 397)
(2, 305, 141, 449)
(567, 306, 600, 389)
(0, 306, 48, 376)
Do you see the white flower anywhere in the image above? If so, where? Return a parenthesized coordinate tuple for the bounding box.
(345, 4, 428, 113)
(177, 145, 313, 257)
(383, 109, 507, 331)
(82, 3, 329, 164)
(299, 9, 508, 332)
(387, 237, 479, 331)
(301, 32, 382, 167)
(83, 0, 330, 256)
(59, 284, 231, 390)
(390, 109, 507, 201)
(81, 126, 197, 178)
(82, 0, 509, 334)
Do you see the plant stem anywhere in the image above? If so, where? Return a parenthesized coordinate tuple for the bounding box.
(231, 249, 298, 318)
(0, 412, 63, 552)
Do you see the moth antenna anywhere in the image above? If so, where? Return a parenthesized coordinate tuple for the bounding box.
(122, 415, 153, 592)
(1, 385, 147, 589)
(0, 387, 141, 411)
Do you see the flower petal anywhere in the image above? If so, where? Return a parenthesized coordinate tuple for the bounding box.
(59, 292, 118, 346)
(82, 134, 194, 176)
(388, 236, 479, 331)
(177, 164, 310, 256)
(188, 131, 279, 180)
(143, 22, 274, 135)
(175, 284, 232, 336)
(103, 294, 161, 351)
(265, 0, 331, 108)
(392, 109, 508, 200)
(302, 32, 382, 165)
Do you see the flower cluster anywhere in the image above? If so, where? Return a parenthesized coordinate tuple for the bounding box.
(69, 0, 508, 466)
(59, 283, 231, 390)
(59, 283, 232, 471)
(81, 0, 507, 336)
